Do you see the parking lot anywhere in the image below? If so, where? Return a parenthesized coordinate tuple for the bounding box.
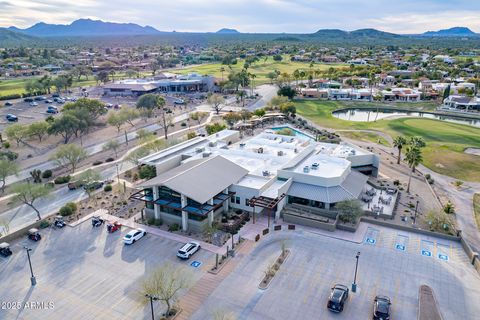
(190, 226, 480, 320)
(0, 221, 213, 320)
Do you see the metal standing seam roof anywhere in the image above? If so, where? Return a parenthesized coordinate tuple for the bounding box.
(287, 170, 368, 203)
(139, 155, 249, 204)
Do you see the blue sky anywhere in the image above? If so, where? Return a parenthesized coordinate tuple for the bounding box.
(1, 0, 479, 33)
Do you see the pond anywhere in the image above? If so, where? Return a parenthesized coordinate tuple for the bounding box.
(332, 108, 480, 128)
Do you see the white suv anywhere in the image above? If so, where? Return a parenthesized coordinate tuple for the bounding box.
(123, 228, 146, 245)
(177, 241, 201, 259)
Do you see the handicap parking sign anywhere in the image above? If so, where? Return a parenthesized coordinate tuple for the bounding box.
(421, 250, 432, 257)
(396, 244, 405, 251)
(190, 261, 202, 268)
(438, 254, 448, 261)
(366, 237, 376, 245)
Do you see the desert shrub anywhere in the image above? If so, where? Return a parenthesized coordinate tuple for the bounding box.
(54, 175, 71, 184)
(39, 220, 50, 229)
(104, 184, 112, 192)
(59, 202, 77, 216)
(139, 165, 156, 180)
(2, 142, 10, 149)
(93, 160, 103, 166)
(168, 223, 180, 232)
(41, 170, 53, 179)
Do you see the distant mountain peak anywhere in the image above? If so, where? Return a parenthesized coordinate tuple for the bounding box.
(423, 26, 477, 37)
(216, 28, 240, 34)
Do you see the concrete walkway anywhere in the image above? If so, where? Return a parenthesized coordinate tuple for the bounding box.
(176, 240, 256, 320)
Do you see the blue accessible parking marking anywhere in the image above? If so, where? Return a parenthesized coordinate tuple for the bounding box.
(190, 261, 202, 268)
(422, 250, 432, 257)
(438, 254, 449, 261)
(396, 244, 406, 251)
(364, 227, 379, 245)
(366, 237, 376, 245)
(395, 234, 408, 252)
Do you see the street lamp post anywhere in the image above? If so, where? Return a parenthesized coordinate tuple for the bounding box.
(24, 247, 36, 286)
(413, 200, 419, 225)
(352, 251, 360, 293)
(145, 294, 158, 320)
(115, 163, 120, 184)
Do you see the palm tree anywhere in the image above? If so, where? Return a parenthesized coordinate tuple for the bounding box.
(405, 146, 423, 193)
(249, 73, 256, 96)
(220, 66, 225, 81)
(409, 136, 426, 149)
(393, 136, 407, 164)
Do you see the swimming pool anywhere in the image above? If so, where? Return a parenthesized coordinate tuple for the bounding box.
(270, 126, 315, 141)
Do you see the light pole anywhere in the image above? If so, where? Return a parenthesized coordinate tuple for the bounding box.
(145, 294, 158, 320)
(115, 163, 120, 184)
(352, 251, 360, 293)
(413, 200, 419, 225)
(24, 247, 36, 286)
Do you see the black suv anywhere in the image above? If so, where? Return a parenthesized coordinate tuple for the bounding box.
(373, 295, 391, 320)
(327, 284, 349, 312)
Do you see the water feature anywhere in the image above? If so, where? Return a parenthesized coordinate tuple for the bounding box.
(332, 108, 480, 127)
(270, 126, 315, 141)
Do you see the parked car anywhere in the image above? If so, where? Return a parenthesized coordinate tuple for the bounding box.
(23, 97, 34, 102)
(27, 228, 41, 241)
(44, 99, 53, 103)
(105, 103, 113, 108)
(177, 241, 201, 259)
(52, 93, 59, 98)
(56, 99, 65, 104)
(0, 242, 12, 257)
(67, 181, 83, 190)
(5, 114, 18, 122)
(83, 181, 104, 190)
(4, 101, 13, 106)
(46, 106, 58, 114)
(327, 284, 349, 313)
(113, 104, 121, 109)
(174, 99, 185, 105)
(34, 96, 46, 101)
(373, 295, 391, 320)
(123, 228, 147, 244)
(29, 102, 38, 107)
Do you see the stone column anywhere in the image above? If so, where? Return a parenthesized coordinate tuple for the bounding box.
(152, 187, 160, 220)
(181, 194, 188, 232)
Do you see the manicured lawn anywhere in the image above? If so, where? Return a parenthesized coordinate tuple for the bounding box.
(340, 100, 439, 111)
(474, 194, 480, 231)
(338, 131, 391, 147)
(170, 56, 347, 84)
(296, 100, 480, 181)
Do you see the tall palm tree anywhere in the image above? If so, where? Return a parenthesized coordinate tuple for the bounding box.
(249, 73, 256, 97)
(405, 146, 423, 193)
(220, 66, 225, 81)
(393, 136, 407, 164)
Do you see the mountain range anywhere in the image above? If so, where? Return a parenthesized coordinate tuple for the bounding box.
(2, 19, 479, 38)
(6, 19, 162, 37)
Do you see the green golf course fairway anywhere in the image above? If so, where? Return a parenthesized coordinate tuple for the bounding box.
(296, 100, 480, 182)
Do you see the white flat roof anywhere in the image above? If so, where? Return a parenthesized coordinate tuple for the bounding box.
(292, 153, 350, 179)
(237, 174, 270, 189)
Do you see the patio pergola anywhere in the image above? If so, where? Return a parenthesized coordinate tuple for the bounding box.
(248, 193, 286, 227)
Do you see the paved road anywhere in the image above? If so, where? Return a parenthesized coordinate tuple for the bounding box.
(0, 221, 213, 320)
(248, 84, 277, 111)
(4, 111, 191, 187)
(191, 227, 480, 320)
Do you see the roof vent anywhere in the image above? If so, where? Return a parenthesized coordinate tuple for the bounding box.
(303, 166, 310, 173)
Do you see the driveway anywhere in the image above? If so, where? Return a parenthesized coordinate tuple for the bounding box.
(0, 221, 212, 319)
(190, 227, 480, 320)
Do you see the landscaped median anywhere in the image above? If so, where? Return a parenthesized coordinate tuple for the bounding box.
(474, 194, 480, 231)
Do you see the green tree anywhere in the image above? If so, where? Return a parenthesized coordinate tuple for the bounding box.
(48, 114, 80, 143)
(141, 263, 191, 318)
(405, 146, 423, 193)
(136, 94, 168, 139)
(102, 139, 121, 158)
(393, 136, 407, 164)
(205, 123, 226, 135)
(336, 199, 363, 224)
(189, 111, 209, 125)
(107, 111, 126, 133)
(277, 86, 296, 99)
(63, 98, 107, 121)
(10, 183, 51, 220)
(5, 124, 28, 146)
(50, 144, 87, 173)
(208, 94, 226, 114)
(0, 159, 19, 193)
(27, 122, 49, 142)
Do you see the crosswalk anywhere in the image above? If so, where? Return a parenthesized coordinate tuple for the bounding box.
(362, 227, 469, 264)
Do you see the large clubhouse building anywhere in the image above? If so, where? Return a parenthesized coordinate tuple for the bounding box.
(131, 127, 380, 232)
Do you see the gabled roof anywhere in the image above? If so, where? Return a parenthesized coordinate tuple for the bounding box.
(140, 156, 248, 204)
